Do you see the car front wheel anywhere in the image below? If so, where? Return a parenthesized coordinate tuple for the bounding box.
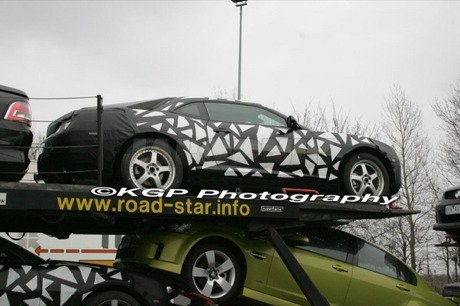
(182, 243, 244, 304)
(342, 153, 390, 197)
(120, 138, 183, 190)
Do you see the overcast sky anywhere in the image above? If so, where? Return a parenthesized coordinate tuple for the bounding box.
(1, 0, 460, 137)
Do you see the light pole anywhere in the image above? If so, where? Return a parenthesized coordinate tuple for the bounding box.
(452, 254, 459, 282)
(231, 0, 247, 100)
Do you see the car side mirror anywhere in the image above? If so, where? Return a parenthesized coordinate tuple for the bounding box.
(286, 235, 310, 247)
(286, 115, 301, 131)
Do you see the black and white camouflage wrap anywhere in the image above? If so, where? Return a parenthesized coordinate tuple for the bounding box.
(134, 100, 375, 182)
(38, 96, 400, 194)
(0, 262, 128, 305)
(0, 259, 168, 306)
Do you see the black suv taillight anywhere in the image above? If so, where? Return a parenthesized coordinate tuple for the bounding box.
(4, 101, 32, 127)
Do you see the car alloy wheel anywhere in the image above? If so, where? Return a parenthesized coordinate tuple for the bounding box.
(182, 243, 243, 304)
(120, 138, 183, 189)
(343, 153, 390, 197)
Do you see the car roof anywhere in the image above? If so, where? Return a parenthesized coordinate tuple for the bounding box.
(117, 96, 267, 110)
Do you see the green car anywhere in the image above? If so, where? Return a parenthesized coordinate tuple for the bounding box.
(114, 223, 456, 306)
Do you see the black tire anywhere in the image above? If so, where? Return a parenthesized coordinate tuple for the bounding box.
(342, 153, 390, 197)
(120, 138, 183, 189)
(182, 243, 244, 304)
(82, 290, 140, 306)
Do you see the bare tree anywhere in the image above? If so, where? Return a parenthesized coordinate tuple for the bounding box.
(292, 99, 379, 138)
(433, 77, 460, 184)
(379, 85, 434, 270)
(29, 128, 46, 161)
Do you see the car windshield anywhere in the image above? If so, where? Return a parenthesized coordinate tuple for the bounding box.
(0, 237, 46, 265)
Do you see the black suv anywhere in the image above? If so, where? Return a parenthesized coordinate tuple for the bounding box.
(0, 85, 32, 181)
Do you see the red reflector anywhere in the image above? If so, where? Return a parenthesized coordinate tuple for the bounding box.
(4, 101, 32, 127)
(282, 188, 319, 195)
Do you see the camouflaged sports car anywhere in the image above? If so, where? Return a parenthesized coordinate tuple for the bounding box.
(0, 236, 170, 306)
(37, 97, 401, 196)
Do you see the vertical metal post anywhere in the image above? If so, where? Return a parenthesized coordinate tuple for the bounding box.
(97, 95, 103, 186)
(237, 4, 243, 100)
(266, 228, 330, 306)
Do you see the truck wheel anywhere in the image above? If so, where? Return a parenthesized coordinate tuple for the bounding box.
(120, 138, 183, 189)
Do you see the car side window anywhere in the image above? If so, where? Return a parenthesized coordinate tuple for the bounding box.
(296, 230, 350, 262)
(397, 263, 416, 284)
(356, 240, 416, 285)
(175, 103, 205, 119)
(204, 102, 286, 127)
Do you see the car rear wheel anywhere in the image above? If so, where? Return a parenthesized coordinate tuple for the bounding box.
(342, 153, 390, 197)
(120, 138, 183, 189)
(182, 243, 244, 304)
(82, 291, 140, 306)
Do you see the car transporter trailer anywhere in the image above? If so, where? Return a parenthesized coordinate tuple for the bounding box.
(0, 181, 417, 306)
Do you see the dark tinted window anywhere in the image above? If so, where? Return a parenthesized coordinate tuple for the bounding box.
(175, 103, 203, 118)
(356, 240, 416, 285)
(296, 229, 349, 262)
(205, 102, 286, 127)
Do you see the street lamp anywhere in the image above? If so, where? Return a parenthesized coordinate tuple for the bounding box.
(231, 0, 247, 100)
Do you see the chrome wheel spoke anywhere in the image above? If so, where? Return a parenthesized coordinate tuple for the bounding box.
(157, 165, 171, 174)
(133, 159, 148, 170)
(192, 266, 208, 278)
(136, 173, 151, 186)
(359, 164, 369, 176)
(201, 280, 215, 297)
(150, 151, 158, 164)
(152, 175, 163, 188)
(217, 258, 234, 273)
(367, 184, 378, 195)
(356, 183, 367, 196)
(205, 251, 216, 268)
(216, 278, 233, 293)
(369, 172, 379, 181)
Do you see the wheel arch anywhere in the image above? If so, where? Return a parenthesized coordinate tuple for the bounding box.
(111, 132, 189, 185)
(81, 285, 148, 306)
(338, 146, 397, 192)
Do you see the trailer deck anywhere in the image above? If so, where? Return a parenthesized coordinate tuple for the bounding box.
(0, 181, 419, 306)
(0, 182, 415, 238)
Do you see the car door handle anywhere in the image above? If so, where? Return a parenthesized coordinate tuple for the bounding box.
(332, 265, 349, 273)
(213, 128, 231, 134)
(396, 284, 410, 292)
